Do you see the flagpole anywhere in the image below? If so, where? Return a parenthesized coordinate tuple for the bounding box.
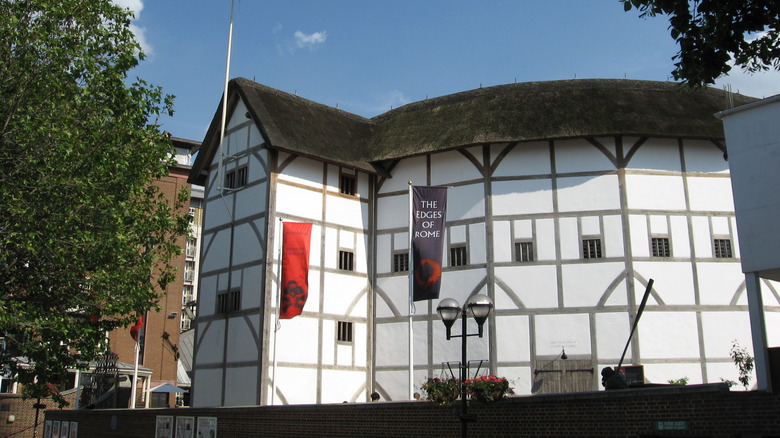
(408, 181, 414, 400)
(271, 218, 283, 405)
(130, 341, 139, 409)
(217, 0, 235, 194)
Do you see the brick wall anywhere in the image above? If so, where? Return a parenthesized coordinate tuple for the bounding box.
(0, 391, 76, 438)
(44, 384, 780, 437)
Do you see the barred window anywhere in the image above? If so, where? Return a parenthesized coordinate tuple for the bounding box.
(216, 289, 241, 313)
(450, 246, 468, 267)
(337, 321, 353, 343)
(651, 237, 671, 258)
(340, 174, 356, 196)
(515, 241, 534, 262)
(714, 239, 733, 258)
(582, 238, 602, 259)
(224, 166, 248, 190)
(393, 252, 409, 272)
(339, 250, 355, 271)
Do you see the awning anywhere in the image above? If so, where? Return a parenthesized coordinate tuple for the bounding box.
(149, 383, 189, 393)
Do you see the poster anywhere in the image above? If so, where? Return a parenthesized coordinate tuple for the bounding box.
(197, 417, 217, 438)
(156, 415, 174, 438)
(176, 416, 195, 438)
(69, 422, 78, 438)
(60, 421, 69, 438)
(43, 420, 52, 438)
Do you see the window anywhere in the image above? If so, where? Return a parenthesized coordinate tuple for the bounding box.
(339, 250, 354, 271)
(340, 174, 356, 195)
(515, 241, 534, 262)
(182, 285, 194, 306)
(450, 246, 468, 267)
(184, 261, 195, 282)
(714, 239, 733, 258)
(582, 238, 602, 259)
(224, 166, 248, 190)
(188, 207, 195, 222)
(216, 289, 241, 313)
(337, 321, 353, 343)
(393, 253, 409, 272)
(180, 314, 192, 331)
(186, 237, 197, 258)
(651, 237, 670, 257)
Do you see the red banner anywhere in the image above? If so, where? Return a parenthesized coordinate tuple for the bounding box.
(130, 315, 144, 342)
(280, 222, 312, 319)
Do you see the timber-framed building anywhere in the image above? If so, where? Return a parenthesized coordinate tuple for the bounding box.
(188, 78, 779, 406)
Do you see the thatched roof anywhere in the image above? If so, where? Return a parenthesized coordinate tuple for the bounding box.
(189, 78, 755, 185)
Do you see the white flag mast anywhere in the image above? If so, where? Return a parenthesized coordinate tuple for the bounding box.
(217, 0, 235, 194)
(407, 181, 414, 400)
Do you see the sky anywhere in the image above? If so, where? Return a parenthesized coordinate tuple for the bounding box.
(115, 0, 780, 143)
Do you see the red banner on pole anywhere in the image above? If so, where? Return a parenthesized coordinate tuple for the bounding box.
(280, 222, 312, 319)
(130, 315, 144, 342)
(412, 186, 447, 301)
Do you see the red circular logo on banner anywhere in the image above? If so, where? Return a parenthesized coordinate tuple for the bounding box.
(415, 259, 442, 288)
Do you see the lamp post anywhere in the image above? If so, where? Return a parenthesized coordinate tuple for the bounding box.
(437, 294, 494, 438)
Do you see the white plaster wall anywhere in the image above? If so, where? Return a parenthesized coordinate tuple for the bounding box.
(696, 262, 745, 305)
(683, 140, 729, 174)
(379, 156, 427, 193)
(492, 141, 551, 177)
(431, 150, 483, 186)
(637, 311, 699, 359)
(495, 315, 531, 362)
(625, 174, 687, 211)
(374, 276, 406, 318)
(497, 367, 532, 395)
(321, 370, 368, 403)
(687, 177, 735, 212)
(275, 184, 323, 221)
(225, 316, 260, 363)
(492, 221, 512, 263)
(224, 367, 258, 406)
(554, 138, 616, 173)
(603, 215, 624, 257)
(276, 367, 318, 404)
(625, 138, 681, 171)
(374, 322, 407, 367)
(376, 195, 406, 230)
(561, 263, 626, 308)
(195, 319, 225, 365)
(469, 223, 486, 265)
(447, 183, 485, 220)
(690, 216, 713, 258)
(595, 312, 631, 361)
(536, 219, 556, 261)
(556, 175, 620, 212)
(534, 313, 591, 357)
(558, 217, 580, 260)
(231, 222, 264, 267)
(274, 317, 320, 363)
(633, 262, 695, 305)
(234, 182, 267, 220)
(322, 274, 368, 316)
(192, 369, 223, 407)
(375, 234, 392, 275)
(495, 265, 558, 309)
(670, 215, 691, 258)
(629, 215, 650, 257)
(492, 179, 554, 216)
(276, 155, 325, 189)
(700, 311, 752, 358)
(325, 194, 368, 229)
(643, 363, 703, 385)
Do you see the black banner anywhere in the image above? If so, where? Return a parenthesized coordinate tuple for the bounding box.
(412, 186, 447, 301)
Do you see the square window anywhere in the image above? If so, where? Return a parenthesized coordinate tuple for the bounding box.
(186, 237, 197, 258)
(651, 237, 670, 257)
(236, 166, 248, 187)
(184, 261, 195, 282)
(339, 250, 354, 271)
(337, 321, 353, 343)
(224, 170, 235, 189)
(714, 239, 733, 258)
(216, 289, 240, 313)
(340, 174, 356, 195)
(515, 241, 534, 262)
(582, 238, 602, 259)
(450, 246, 468, 267)
(393, 253, 409, 272)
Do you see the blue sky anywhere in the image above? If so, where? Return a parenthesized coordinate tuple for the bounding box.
(117, 0, 780, 143)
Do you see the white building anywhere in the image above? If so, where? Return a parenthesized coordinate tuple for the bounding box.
(188, 78, 780, 407)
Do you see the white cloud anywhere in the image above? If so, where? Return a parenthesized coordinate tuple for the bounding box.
(294, 31, 327, 49)
(715, 67, 780, 100)
(111, 0, 152, 56)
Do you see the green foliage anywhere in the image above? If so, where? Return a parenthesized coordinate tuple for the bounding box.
(622, 0, 780, 86)
(0, 0, 187, 406)
(421, 377, 460, 405)
(667, 377, 689, 385)
(730, 340, 754, 390)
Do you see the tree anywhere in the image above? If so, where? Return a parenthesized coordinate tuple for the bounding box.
(0, 0, 188, 406)
(622, 0, 780, 86)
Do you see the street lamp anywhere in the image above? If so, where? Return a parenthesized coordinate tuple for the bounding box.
(437, 294, 494, 438)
